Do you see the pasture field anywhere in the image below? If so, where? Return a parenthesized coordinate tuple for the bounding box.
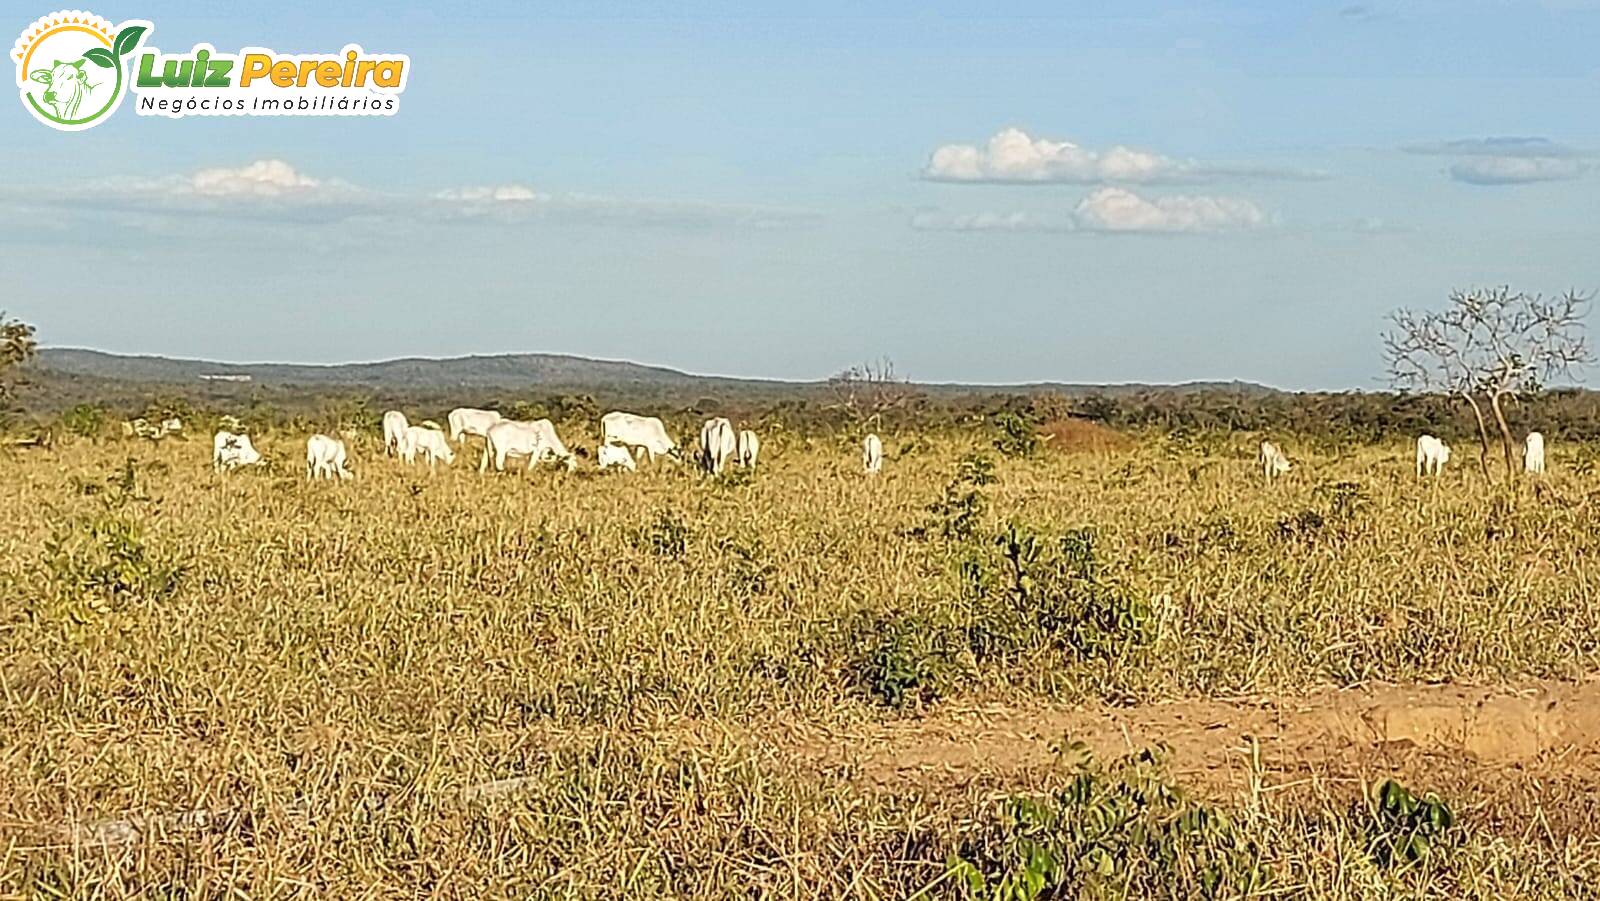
(5, 426, 1600, 897)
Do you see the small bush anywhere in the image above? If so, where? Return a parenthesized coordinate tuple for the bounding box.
(925, 454, 995, 542)
(992, 411, 1041, 458)
(1359, 779, 1457, 867)
(60, 403, 107, 441)
(951, 747, 1272, 899)
(845, 610, 965, 708)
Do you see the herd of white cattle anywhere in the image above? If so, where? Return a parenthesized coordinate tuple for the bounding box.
(205, 406, 892, 479)
(1257, 431, 1550, 481)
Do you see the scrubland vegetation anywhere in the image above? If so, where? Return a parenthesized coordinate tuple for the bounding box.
(5, 411, 1600, 897)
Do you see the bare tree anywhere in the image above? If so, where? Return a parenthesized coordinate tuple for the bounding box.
(826, 356, 915, 428)
(0, 311, 37, 402)
(1384, 287, 1591, 481)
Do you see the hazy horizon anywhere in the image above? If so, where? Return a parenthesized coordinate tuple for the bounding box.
(35, 344, 1300, 390)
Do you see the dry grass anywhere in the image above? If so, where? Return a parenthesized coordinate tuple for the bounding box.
(3, 428, 1600, 896)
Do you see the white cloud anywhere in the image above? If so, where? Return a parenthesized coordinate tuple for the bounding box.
(432, 184, 544, 203)
(1402, 136, 1594, 187)
(910, 210, 1074, 232)
(1449, 157, 1590, 185)
(911, 187, 1267, 235)
(190, 160, 323, 197)
(922, 127, 1325, 185)
(3, 163, 816, 232)
(1075, 188, 1266, 232)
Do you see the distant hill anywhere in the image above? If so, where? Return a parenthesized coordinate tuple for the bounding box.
(31, 348, 759, 390)
(13, 348, 1285, 416)
(29, 348, 1279, 396)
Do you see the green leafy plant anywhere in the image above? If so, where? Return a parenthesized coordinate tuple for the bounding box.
(60, 403, 106, 440)
(1362, 779, 1457, 867)
(977, 523, 1154, 664)
(992, 411, 1041, 458)
(950, 747, 1272, 899)
(40, 459, 182, 620)
(925, 453, 995, 542)
(845, 610, 964, 708)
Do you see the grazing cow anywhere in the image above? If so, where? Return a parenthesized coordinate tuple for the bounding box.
(402, 425, 455, 470)
(448, 408, 504, 446)
(383, 411, 410, 456)
(597, 443, 638, 472)
(482, 419, 577, 473)
(600, 411, 679, 463)
(212, 431, 263, 471)
(160, 417, 184, 435)
(863, 433, 884, 475)
(306, 434, 354, 481)
(30, 59, 93, 120)
(1259, 440, 1291, 482)
(1416, 435, 1452, 477)
(1525, 431, 1546, 475)
(736, 429, 761, 468)
(698, 417, 737, 475)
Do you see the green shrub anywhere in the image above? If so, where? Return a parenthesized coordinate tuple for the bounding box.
(951, 747, 1272, 899)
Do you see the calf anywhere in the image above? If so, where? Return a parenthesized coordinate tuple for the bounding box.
(1416, 435, 1451, 477)
(306, 434, 354, 481)
(736, 429, 760, 468)
(863, 434, 884, 475)
(597, 443, 638, 472)
(1525, 431, 1546, 475)
(402, 425, 455, 471)
(1259, 440, 1291, 482)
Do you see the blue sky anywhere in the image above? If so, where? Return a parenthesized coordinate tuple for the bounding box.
(5, 0, 1599, 389)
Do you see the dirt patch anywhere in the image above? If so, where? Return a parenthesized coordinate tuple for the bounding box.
(778, 680, 1600, 800)
(1038, 418, 1134, 454)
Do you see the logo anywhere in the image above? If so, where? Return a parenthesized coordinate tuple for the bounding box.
(13, 10, 149, 130)
(14, 10, 409, 130)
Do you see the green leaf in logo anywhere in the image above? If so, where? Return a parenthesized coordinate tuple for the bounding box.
(82, 47, 116, 68)
(113, 25, 148, 58)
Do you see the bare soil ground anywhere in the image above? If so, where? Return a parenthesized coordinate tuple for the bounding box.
(771, 679, 1600, 831)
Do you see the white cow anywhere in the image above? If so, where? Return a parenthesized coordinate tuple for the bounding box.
(1259, 440, 1291, 481)
(863, 433, 884, 475)
(1416, 435, 1452, 477)
(1525, 431, 1546, 475)
(402, 425, 455, 470)
(736, 429, 760, 468)
(600, 411, 679, 463)
(383, 411, 410, 456)
(699, 417, 737, 475)
(482, 419, 577, 473)
(212, 431, 263, 471)
(597, 443, 638, 472)
(306, 434, 354, 481)
(448, 408, 504, 446)
(160, 417, 184, 435)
